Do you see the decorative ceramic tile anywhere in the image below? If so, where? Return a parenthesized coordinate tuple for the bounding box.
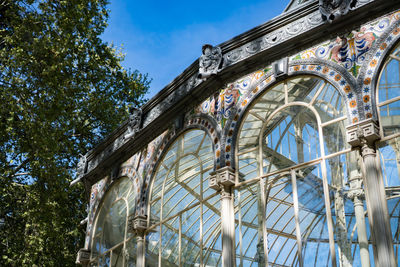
(361, 12, 400, 119)
(197, 68, 269, 128)
(84, 177, 108, 249)
(291, 11, 400, 78)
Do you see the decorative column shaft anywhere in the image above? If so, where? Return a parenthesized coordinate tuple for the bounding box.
(346, 160, 370, 267)
(210, 167, 239, 267)
(128, 215, 148, 267)
(347, 119, 396, 267)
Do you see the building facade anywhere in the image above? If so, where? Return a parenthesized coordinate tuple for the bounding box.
(74, 0, 400, 266)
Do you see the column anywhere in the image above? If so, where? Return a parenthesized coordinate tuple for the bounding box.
(346, 119, 396, 267)
(128, 215, 148, 267)
(346, 168, 370, 267)
(209, 167, 238, 267)
(329, 159, 352, 267)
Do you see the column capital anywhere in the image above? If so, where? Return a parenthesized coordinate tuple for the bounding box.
(209, 166, 243, 191)
(346, 175, 365, 202)
(75, 248, 90, 265)
(128, 215, 148, 236)
(346, 118, 380, 147)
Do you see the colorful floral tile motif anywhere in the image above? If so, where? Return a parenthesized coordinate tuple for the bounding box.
(362, 13, 400, 119)
(224, 74, 275, 168)
(85, 177, 108, 249)
(291, 11, 400, 78)
(196, 68, 269, 128)
(136, 114, 221, 217)
(290, 64, 358, 122)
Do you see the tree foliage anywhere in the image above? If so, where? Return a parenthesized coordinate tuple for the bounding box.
(0, 0, 150, 265)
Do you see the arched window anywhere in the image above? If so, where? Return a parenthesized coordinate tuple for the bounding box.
(90, 177, 137, 267)
(377, 42, 400, 138)
(146, 129, 222, 266)
(235, 76, 368, 266)
(376, 41, 400, 261)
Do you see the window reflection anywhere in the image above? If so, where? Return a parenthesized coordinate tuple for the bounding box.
(147, 130, 221, 266)
(90, 177, 137, 266)
(236, 76, 355, 266)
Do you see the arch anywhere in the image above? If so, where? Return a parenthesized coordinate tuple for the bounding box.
(359, 11, 400, 120)
(233, 100, 345, 266)
(224, 63, 353, 169)
(89, 176, 137, 266)
(135, 114, 222, 218)
(85, 177, 108, 250)
(144, 126, 222, 266)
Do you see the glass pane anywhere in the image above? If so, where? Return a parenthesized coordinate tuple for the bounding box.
(380, 100, 400, 136)
(238, 83, 285, 152)
(146, 231, 160, 266)
(161, 217, 180, 265)
(266, 174, 298, 266)
(378, 136, 400, 259)
(149, 129, 219, 266)
(287, 76, 324, 103)
(313, 83, 345, 123)
(92, 178, 131, 260)
(181, 207, 201, 266)
(296, 164, 332, 266)
(100, 253, 110, 267)
(323, 119, 348, 155)
(101, 199, 127, 252)
(264, 106, 320, 171)
(125, 237, 137, 267)
(387, 197, 400, 263)
(378, 137, 400, 187)
(238, 151, 258, 181)
(111, 245, 124, 267)
(326, 152, 376, 267)
(235, 182, 261, 266)
(203, 194, 221, 266)
(378, 57, 400, 103)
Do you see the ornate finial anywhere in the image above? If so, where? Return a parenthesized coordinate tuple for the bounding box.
(319, 0, 357, 23)
(198, 44, 223, 80)
(124, 107, 142, 140)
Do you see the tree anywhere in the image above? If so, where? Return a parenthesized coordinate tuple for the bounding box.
(0, 0, 150, 265)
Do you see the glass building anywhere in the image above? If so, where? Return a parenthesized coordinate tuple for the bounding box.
(74, 0, 400, 266)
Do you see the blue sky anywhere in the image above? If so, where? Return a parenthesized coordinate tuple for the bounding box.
(102, 0, 290, 99)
